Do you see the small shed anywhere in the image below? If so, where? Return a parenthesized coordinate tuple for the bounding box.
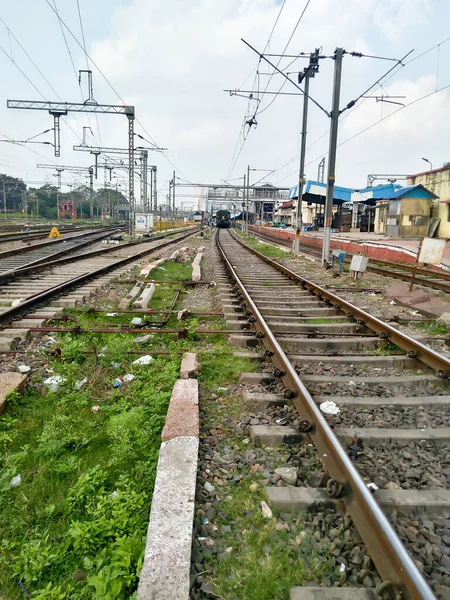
(375, 184, 437, 238)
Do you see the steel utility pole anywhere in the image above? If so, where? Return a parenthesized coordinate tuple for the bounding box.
(152, 166, 157, 213)
(322, 48, 344, 266)
(172, 170, 176, 212)
(242, 174, 246, 231)
(246, 165, 250, 233)
(294, 50, 320, 249)
(7, 72, 136, 236)
(2, 180, 6, 220)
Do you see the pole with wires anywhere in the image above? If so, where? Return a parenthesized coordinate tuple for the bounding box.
(322, 48, 344, 266)
(246, 165, 250, 233)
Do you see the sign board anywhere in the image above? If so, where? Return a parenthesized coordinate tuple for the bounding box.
(418, 237, 446, 265)
(48, 227, 61, 238)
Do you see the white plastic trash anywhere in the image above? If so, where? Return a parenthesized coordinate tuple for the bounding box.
(319, 401, 340, 416)
(10, 474, 22, 488)
(74, 378, 88, 391)
(123, 373, 136, 382)
(131, 317, 143, 325)
(106, 312, 118, 317)
(17, 365, 31, 374)
(44, 375, 66, 392)
(132, 355, 153, 365)
(111, 361, 121, 369)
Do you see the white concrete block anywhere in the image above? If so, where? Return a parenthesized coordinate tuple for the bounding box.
(137, 436, 199, 600)
(133, 283, 156, 309)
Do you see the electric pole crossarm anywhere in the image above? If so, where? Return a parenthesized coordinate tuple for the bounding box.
(7, 100, 134, 116)
(73, 145, 147, 155)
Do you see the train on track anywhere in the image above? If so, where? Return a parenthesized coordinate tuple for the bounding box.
(215, 210, 231, 228)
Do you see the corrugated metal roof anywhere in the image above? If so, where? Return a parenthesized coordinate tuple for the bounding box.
(288, 180, 353, 201)
(383, 184, 437, 200)
(358, 184, 402, 199)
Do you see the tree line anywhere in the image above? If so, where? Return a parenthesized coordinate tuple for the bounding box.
(0, 173, 127, 219)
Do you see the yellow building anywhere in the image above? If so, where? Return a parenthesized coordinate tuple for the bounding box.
(407, 163, 450, 238)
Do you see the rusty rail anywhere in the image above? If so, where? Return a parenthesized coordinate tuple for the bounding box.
(217, 228, 435, 600)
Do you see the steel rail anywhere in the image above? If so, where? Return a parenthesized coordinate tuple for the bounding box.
(250, 228, 450, 291)
(2, 227, 198, 281)
(0, 229, 198, 327)
(239, 229, 450, 375)
(216, 228, 435, 600)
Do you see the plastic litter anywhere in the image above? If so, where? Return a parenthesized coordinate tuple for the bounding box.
(91, 405, 100, 412)
(44, 375, 66, 392)
(367, 482, 379, 491)
(10, 474, 22, 488)
(110, 491, 119, 498)
(131, 317, 143, 325)
(319, 401, 340, 415)
(111, 361, 121, 369)
(339, 563, 346, 573)
(74, 378, 88, 391)
(217, 387, 228, 391)
(113, 378, 122, 388)
(134, 334, 152, 344)
(390, 300, 396, 305)
(106, 312, 118, 317)
(123, 373, 136, 382)
(132, 355, 153, 365)
(17, 365, 31, 374)
(275, 418, 286, 425)
(177, 309, 188, 321)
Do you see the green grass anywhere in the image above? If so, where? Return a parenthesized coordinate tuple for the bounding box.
(0, 330, 181, 599)
(234, 230, 291, 259)
(194, 351, 342, 599)
(365, 341, 402, 355)
(412, 320, 447, 336)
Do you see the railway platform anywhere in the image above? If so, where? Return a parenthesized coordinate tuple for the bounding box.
(252, 226, 450, 270)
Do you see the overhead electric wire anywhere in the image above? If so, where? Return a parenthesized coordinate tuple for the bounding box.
(225, 0, 290, 179)
(273, 81, 450, 184)
(270, 35, 450, 185)
(226, 0, 312, 179)
(45, 0, 190, 182)
(76, 0, 103, 147)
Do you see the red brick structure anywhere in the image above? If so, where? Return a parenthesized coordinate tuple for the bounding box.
(59, 200, 76, 219)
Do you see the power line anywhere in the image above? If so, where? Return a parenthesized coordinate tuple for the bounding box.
(274, 82, 450, 184)
(75, 0, 103, 147)
(225, 0, 290, 179)
(44, 0, 189, 182)
(270, 35, 450, 184)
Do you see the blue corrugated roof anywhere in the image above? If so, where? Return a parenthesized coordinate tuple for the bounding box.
(288, 180, 354, 202)
(358, 183, 402, 198)
(383, 184, 437, 200)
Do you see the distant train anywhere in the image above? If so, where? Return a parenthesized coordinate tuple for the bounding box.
(216, 210, 231, 228)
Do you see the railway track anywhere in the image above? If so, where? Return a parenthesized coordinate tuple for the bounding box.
(250, 227, 450, 294)
(0, 227, 121, 276)
(0, 227, 198, 346)
(215, 228, 450, 600)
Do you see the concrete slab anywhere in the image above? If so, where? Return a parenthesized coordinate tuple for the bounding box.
(10, 318, 46, 329)
(239, 372, 276, 385)
(0, 337, 19, 352)
(137, 436, 198, 600)
(267, 486, 450, 516)
(313, 395, 450, 408)
(0, 328, 29, 341)
(382, 283, 450, 317)
(233, 352, 265, 361)
(243, 391, 287, 408)
(161, 379, 199, 442)
(133, 283, 156, 309)
(336, 427, 450, 446)
(0, 372, 28, 414)
(180, 352, 199, 379)
(250, 425, 303, 446)
(229, 334, 259, 348)
(290, 588, 375, 600)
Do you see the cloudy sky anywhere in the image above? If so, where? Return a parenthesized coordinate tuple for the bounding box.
(0, 0, 449, 207)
